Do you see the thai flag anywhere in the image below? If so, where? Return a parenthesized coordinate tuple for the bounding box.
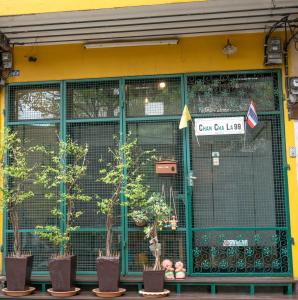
(246, 101, 258, 129)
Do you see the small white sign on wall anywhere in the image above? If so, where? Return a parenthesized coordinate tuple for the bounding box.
(145, 102, 164, 115)
(223, 240, 248, 247)
(195, 117, 245, 136)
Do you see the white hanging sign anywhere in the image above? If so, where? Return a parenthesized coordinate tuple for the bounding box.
(195, 117, 245, 136)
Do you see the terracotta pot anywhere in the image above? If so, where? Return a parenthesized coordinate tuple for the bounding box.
(143, 270, 165, 292)
(96, 256, 120, 292)
(48, 255, 76, 292)
(5, 255, 33, 291)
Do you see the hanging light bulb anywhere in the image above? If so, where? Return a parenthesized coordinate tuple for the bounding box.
(144, 97, 149, 104)
(158, 81, 166, 89)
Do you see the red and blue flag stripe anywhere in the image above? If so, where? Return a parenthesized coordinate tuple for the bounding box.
(246, 101, 258, 128)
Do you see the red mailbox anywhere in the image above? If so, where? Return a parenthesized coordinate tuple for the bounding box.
(155, 160, 177, 175)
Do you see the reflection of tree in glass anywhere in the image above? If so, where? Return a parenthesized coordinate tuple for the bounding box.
(69, 86, 119, 118)
(188, 74, 277, 113)
(15, 89, 60, 120)
(126, 79, 181, 116)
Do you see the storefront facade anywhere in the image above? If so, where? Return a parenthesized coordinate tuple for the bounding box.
(0, 1, 298, 280)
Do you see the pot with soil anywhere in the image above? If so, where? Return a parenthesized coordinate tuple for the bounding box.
(1, 130, 38, 295)
(34, 139, 91, 297)
(48, 255, 77, 292)
(96, 256, 120, 292)
(5, 255, 33, 291)
(130, 193, 172, 296)
(143, 269, 165, 292)
(95, 136, 155, 296)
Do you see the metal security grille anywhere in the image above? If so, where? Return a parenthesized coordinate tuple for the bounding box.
(66, 80, 121, 273)
(6, 84, 61, 271)
(8, 84, 60, 121)
(4, 71, 291, 276)
(126, 120, 186, 273)
(187, 72, 291, 275)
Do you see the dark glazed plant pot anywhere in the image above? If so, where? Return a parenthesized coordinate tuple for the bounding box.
(5, 255, 33, 291)
(48, 255, 77, 292)
(143, 270, 165, 292)
(96, 256, 120, 292)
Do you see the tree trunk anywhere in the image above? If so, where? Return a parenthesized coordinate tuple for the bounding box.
(10, 208, 21, 257)
(106, 214, 113, 257)
(151, 225, 161, 271)
(65, 198, 72, 256)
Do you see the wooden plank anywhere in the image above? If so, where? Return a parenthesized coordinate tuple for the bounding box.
(27, 275, 296, 284)
(0, 290, 298, 299)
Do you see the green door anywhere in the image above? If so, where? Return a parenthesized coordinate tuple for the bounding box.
(186, 72, 292, 275)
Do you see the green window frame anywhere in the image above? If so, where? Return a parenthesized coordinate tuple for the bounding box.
(3, 70, 292, 276)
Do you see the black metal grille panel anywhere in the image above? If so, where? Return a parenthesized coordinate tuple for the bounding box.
(193, 230, 289, 273)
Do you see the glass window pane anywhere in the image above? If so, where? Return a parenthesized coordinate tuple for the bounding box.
(187, 73, 278, 113)
(9, 85, 60, 121)
(126, 77, 181, 117)
(127, 122, 186, 229)
(191, 116, 285, 228)
(67, 122, 120, 228)
(8, 124, 60, 230)
(67, 81, 120, 119)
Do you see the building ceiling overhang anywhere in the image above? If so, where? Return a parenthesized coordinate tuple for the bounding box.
(0, 0, 297, 46)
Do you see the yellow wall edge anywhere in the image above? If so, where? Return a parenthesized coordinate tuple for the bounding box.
(0, 88, 4, 273)
(0, 0, 205, 16)
(286, 43, 298, 279)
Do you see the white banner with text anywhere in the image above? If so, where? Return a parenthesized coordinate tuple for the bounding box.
(195, 117, 245, 136)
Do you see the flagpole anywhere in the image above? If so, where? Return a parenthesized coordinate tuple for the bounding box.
(179, 104, 200, 146)
(244, 116, 247, 149)
(191, 119, 200, 146)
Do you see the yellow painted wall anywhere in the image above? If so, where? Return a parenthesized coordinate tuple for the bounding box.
(286, 43, 298, 279)
(0, 89, 3, 274)
(0, 0, 205, 16)
(1, 32, 298, 278)
(10, 34, 270, 82)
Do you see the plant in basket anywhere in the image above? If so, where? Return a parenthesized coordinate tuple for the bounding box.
(35, 138, 90, 295)
(96, 134, 155, 296)
(130, 192, 171, 294)
(0, 129, 38, 294)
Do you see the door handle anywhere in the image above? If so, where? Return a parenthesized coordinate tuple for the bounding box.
(189, 171, 196, 186)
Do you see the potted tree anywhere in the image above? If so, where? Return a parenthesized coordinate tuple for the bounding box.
(0, 129, 37, 296)
(35, 138, 91, 297)
(130, 192, 171, 296)
(95, 135, 154, 297)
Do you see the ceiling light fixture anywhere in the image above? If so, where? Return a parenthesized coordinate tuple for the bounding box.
(158, 82, 166, 89)
(85, 39, 179, 49)
(222, 39, 237, 56)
